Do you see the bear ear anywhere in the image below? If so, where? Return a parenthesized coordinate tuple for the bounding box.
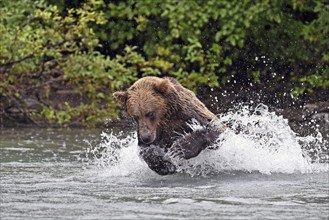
(154, 78, 174, 95)
(113, 91, 127, 106)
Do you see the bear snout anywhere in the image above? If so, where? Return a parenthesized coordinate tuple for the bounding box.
(139, 125, 156, 144)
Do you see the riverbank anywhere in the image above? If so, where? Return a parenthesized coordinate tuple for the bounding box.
(199, 85, 329, 139)
(1, 85, 328, 143)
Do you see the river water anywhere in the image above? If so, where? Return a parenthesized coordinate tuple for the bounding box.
(1, 105, 328, 219)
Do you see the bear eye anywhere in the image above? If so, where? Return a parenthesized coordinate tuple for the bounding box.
(146, 112, 155, 121)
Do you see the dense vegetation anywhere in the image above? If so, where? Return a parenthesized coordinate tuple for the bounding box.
(1, 0, 328, 127)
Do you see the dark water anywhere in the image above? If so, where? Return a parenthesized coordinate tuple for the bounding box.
(1, 128, 328, 219)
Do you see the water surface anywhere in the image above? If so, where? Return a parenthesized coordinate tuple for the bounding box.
(1, 106, 329, 219)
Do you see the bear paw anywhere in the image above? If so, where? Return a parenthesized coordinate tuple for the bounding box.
(167, 138, 203, 160)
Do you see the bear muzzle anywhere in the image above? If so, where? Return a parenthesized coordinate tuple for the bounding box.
(139, 125, 156, 144)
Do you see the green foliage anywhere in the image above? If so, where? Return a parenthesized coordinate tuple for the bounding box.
(96, 0, 328, 91)
(1, 0, 328, 127)
(293, 1, 329, 95)
(0, 0, 140, 126)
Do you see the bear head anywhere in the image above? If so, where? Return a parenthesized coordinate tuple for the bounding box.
(113, 77, 178, 145)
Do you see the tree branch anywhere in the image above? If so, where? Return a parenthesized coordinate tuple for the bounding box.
(1, 54, 34, 68)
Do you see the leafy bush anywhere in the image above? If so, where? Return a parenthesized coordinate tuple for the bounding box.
(95, 0, 328, 92)
(0, 0, 142, 126)
(1, 0, 328, 127)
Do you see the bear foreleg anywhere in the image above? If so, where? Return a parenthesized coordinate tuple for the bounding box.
(139, 145, 176, 175)
(167, 126, 221, 160)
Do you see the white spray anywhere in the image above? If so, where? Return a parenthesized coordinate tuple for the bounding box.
(84, 104, 328, 177)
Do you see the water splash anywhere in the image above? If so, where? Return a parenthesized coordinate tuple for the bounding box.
(83, 131, 151, 176)
(84, 104, 328, 177)
(174, 104, 328, 176)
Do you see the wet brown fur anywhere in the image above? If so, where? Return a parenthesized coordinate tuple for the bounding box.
(113, 77, 221, 146)
(113, 76, 225, 175)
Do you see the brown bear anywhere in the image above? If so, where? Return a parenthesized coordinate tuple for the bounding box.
(113, 76, 225, 175)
